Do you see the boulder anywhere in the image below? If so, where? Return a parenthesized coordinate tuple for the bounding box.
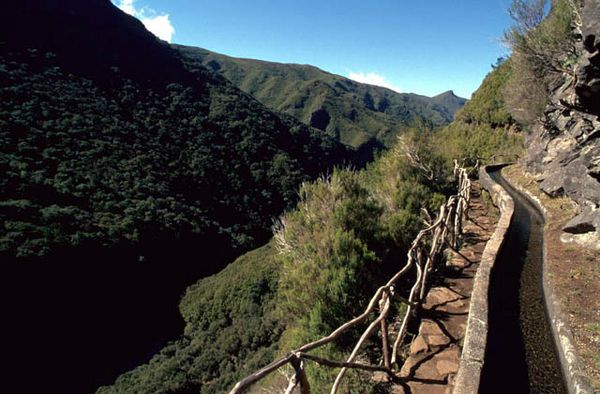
(563, 206, 599, 234)
(582, 1, 600, 49)
(574, 1, 600, 115)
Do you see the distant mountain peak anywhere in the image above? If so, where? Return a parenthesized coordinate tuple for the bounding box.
(430, 90, 468, 120)
(434, 90, 461, 99)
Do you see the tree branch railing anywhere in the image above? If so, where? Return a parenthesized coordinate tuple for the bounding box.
(228, 161, 472, 394)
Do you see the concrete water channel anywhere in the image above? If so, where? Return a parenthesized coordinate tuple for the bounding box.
(479, 169, 567, 393)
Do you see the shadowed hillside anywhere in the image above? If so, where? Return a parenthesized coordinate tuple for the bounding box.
(1, 1, 352, 263)
(1, 1, 351, 393)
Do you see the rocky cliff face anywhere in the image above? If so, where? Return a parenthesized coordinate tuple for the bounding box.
(525, 0, 600, 248)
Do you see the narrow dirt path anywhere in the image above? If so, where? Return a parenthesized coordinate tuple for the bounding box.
(391, 181, 498, 394)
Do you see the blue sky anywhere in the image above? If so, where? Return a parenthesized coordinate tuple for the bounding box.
(112, 0, 513, 98)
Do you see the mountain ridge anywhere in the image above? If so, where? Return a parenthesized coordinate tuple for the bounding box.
(174, 45, 467, 152)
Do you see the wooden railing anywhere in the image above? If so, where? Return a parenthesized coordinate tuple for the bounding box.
(229, 161, 472, 394)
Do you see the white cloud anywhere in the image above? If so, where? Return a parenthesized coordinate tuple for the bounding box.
(347, 71, 401, 93)
(118, 0, 136, 15)
(112, 0, 175, 43)
(140, 14, 175, 43)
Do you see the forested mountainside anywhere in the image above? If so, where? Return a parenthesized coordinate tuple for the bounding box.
(175, 45, 466, 154)
(1, 1, 352, 393)
(1, 0, 349, 263)
(432, 59, 524, 164)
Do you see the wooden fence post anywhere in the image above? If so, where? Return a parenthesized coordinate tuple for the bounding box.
(286, 355, 310, 394)
(379, 292, 391, 369)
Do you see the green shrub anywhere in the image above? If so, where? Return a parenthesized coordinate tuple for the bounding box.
(274, 170, 383, 341)
(272, 147, 447, 391)
(502, 0, 578, 127)
(99, 244, 283, 394)
(454, 60, 513, 127)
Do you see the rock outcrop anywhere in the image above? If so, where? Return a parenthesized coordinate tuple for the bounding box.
(525, 0, 600, 248)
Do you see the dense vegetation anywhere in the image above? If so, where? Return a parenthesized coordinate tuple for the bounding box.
(175, 46, 466, 155)
(1, 2, 348, 263)
(103, 136, 450, 393)
(96, 243, 283, 394)
(502, 0, 578, 126)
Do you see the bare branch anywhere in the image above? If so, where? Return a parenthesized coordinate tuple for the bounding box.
(397, 135, 435, 181)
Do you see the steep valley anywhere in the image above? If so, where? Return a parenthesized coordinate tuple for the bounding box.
(2, 0, 598, 393)
(0, 1, 466, 393)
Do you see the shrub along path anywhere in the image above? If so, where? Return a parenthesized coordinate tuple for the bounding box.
(391, 181, 498, 394)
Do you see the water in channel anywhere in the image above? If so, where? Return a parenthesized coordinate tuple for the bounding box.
(479, 169, 567, 393)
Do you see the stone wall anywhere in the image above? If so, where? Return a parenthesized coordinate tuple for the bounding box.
(453, 165, 515, 394)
